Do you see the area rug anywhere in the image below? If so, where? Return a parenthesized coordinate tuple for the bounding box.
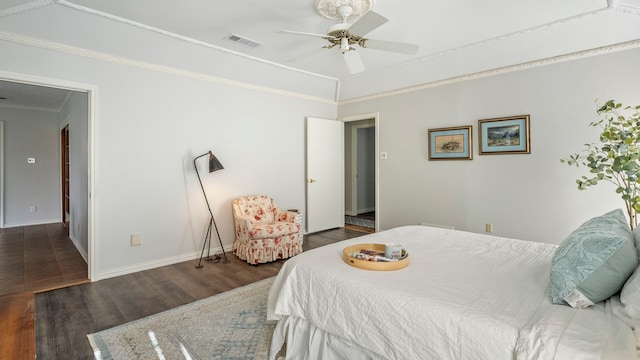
(87, 277, 276, 360)
(345, 215, 375, 229)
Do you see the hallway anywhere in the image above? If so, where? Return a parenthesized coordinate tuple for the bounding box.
(0, 223, 88, 358)
(0, 223, 88, 297)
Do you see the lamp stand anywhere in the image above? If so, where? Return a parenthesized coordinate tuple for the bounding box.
(194, 151, 229, 268)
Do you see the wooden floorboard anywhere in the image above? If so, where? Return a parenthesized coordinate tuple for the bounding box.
(0, 223, 89, 360)
(34, 227, 368, 359)
(0, 292, 35, 360)
(0, 223, 89, 297)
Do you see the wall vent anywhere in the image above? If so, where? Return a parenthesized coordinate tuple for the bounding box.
(224, 33, 262, 48)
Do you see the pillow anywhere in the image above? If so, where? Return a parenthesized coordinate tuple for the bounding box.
(620, 267, 640, 332)
(633, 225, 640, 257)
(550, 209, 638, 308)
(620, 225, 640, 338)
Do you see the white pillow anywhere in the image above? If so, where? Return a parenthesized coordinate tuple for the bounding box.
(620, 225, 640, 332)
(620, 266, 640, 345)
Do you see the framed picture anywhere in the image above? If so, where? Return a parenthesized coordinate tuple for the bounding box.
(428, 125, 473, 160)
(478, 115, 530, 155)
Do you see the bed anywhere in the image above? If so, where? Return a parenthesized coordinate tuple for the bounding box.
(267, 222, 640, 360)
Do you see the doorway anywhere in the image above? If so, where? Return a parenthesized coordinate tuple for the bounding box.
(0, 72, 95, 281)
(61, 125, 70, 233)
(304, 114, 379, 234)
(343, 114, 378, 232)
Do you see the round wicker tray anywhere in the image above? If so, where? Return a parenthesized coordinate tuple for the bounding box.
(342, 243, 409, 271)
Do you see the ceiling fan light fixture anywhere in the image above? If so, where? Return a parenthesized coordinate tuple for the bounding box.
(340, 37, 350, 52)
(314, 0, 373, 21)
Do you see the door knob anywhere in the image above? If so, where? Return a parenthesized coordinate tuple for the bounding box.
(308, 178, 317, 183)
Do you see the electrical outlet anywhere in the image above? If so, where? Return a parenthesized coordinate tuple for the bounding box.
(30, 206, 36, 213)
(485, 223, 493, 233)
(131, 233, 142, 247)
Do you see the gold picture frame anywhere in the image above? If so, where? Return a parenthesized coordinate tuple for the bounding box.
(478, 115, 530, 155)
(428, 125, 473, 160)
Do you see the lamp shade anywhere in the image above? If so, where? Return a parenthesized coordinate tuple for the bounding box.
(208, 152, 224, 173)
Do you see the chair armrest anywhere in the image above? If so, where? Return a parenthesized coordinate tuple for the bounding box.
(274, 209, 297, 223)
(233, 215, 254, 238)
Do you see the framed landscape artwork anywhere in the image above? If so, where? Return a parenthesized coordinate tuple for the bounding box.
(428, 125, 473, 160)
(478, 115, 530, 155)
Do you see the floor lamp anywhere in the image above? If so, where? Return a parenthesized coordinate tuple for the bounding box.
(193, 151, 229, 268)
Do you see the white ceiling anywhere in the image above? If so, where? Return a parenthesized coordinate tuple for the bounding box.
(0, 80, 72, 111)
(1, 0, 640, 106)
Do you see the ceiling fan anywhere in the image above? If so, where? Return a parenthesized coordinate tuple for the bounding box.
(280, 4, 419, 74)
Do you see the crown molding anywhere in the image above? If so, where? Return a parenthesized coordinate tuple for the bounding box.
(0, 103, 62, 113)
(613, 0, 640, 15)
(0, 0, 337, 82)
(339, 39, 640, 105)
(0, 0, 53, 17)
(53, 0, 337, 82)
(0, 31, 336, 105)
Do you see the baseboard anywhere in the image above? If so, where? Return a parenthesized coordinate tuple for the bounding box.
(69, 233, 88, 263)
(93, 244, 229, 281)
(2, 219, 60, 228)
(356, 207, 375, 214)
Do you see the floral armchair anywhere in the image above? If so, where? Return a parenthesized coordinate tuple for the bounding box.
(231, 195, 302, 264)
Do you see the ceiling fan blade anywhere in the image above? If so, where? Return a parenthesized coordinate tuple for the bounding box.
(363, 39, 419, 55)
(347, 11, 388, 37)
(343, 50, 365, 74)
(278, 30, 335, 40)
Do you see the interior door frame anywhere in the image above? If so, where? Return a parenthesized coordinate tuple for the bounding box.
(341, 112, 379, 232)
(61, 123, 70, 233)
(348, 121, 375, 216)
(0, 70, 97, 281)
(0, 121, 4, 228)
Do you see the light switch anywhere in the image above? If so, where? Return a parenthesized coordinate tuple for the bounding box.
(27, 157, 36, 164)
(380, 152, 388, 160)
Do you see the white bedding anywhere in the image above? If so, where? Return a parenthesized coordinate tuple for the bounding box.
(267, 225, 638, 360)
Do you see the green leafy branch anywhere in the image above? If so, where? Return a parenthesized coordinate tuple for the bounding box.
(561, 100, 640, 229)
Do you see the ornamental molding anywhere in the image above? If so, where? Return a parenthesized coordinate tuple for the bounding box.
(0, 31, 337, 104)
(313, 0, 373, 21)
(338, 39, 640, 104)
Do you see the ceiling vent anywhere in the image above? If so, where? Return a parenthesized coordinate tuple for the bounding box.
(224, 33, 262, 48)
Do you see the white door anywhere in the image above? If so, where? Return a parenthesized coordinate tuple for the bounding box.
(306, 117, 344, 233)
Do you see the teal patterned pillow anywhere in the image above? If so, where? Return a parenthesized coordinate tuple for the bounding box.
(550, 209, 638, 307)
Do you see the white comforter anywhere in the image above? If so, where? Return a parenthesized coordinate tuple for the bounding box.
(267, 226, 637, 360)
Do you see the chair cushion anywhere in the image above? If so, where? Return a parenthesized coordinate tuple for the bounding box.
(236, 195, 275, 224)
(249, 222, 300, 239)
(550, 209, 638, 307)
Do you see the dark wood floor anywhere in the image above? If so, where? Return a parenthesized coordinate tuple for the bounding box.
(0, 223, 89, 360)
(0, 223, 88, 296)
(34, 227, 367, 360)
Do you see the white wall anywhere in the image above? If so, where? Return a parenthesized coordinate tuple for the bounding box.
(1, 38, 336, 280)
(0, 107, 60, 226)
(60, 91, 89, 258)
(3, 28, 638, 280)
(339, 47, 640, 244)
